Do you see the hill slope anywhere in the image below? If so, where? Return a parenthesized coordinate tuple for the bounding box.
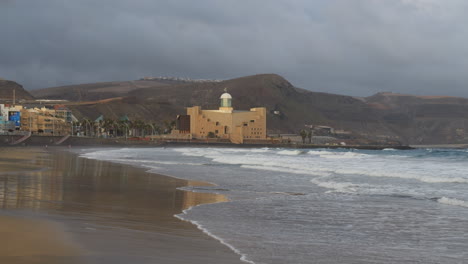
(0, 80, 35, 101)
(27, 74, 468, 144)
(363, 92, 468, 144)
(30, 79, 186, 101)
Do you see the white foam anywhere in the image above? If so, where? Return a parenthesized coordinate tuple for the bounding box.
(249, 148, 270, 153)
(242, 165, 332, 177)
(175, 207, 255, 264)
(81, 148, 468, 187)
(308, 150, 370, 159)
(437, 197, 468, 208)
(276, 150, 304, 155)
(334, 168, 468, 184)
(310, 178, 357, 193)
(310, 177, 426, 197)
(81, 150, 203, 167)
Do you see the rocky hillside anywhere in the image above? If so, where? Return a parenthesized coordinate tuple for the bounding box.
(30, 79, 187, 101)
(0, 80, 35, 101)
(26, 74, 468, 144)
(362, 92, 468, 144)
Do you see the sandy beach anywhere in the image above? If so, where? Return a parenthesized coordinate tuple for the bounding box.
(0, 214, 83, 264)
(0, 147, 243, 264)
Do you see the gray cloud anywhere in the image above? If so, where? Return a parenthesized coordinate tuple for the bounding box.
(1, 0, 468, 97)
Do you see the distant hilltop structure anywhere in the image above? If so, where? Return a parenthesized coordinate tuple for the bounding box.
(140, 76, 223, 83)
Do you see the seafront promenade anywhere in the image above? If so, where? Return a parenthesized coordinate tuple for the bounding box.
(0, 134, 413, 150)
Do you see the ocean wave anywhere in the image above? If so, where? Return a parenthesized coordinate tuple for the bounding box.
(82, 148, 468, 186)
(334, 169, 468, 184)
(242, 165, 332, 177)
(276, 150, 307, 155)
(310, 178, 426, 198)
(308, 150, 370, 159)
(310, 178, 357, 193)
(249, 148, 270, 153)
(437, 197, 468, 208)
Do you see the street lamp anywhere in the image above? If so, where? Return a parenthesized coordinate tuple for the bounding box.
(148, 123, 155, 141)
(125, 123, 129, 140)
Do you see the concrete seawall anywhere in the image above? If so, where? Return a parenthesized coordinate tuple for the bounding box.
(0, 135, 413, 150)
(0, 135, 163, 147)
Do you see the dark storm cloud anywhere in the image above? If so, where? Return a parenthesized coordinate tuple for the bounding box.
(1, 0, 468, 97)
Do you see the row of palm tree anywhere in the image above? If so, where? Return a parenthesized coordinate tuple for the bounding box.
(74, 118, 176, 138)
(299, 129, 313, 144)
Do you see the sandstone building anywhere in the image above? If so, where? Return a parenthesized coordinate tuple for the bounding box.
(174, 91, 267, 144)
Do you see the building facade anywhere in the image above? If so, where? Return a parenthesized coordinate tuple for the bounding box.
(20, 107, 71, 135)
(175, 91, 267, 144)
(0, 115, 15, 132)
(0, 104, 23, 130)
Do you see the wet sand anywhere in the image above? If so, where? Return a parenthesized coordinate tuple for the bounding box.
(0, 147, 243, 264)
(0, 214, 83, 264)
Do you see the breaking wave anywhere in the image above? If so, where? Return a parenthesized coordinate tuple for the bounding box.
(437, 197, 468, 208)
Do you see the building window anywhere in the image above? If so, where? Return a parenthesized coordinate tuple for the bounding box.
(243, 123, 248, 126)
(216, 122, 219, 125)
(250, 120, 255, 123)
(215, 130, 218, 134)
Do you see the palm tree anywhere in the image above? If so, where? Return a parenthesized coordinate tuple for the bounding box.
(163, 120, 171, 134)
(82, 118, 92, 137)
(117, 120, 130, 139)
(72, 121, 80, 136)
(144, 123, 155, 138)
(300, 129, 307, 144)
(152, 124, 162, 135)
(92, 121, 100, 137)
(163, 120, 176, 134)
(147, 123, 155, 138)
(97, 119, 103, 137)
(102, 118, 116, 137)
(130, 119, 145, 137)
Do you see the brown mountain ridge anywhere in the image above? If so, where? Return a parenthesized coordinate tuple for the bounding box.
(0, 80, 35, 101)
(24, 74, 468, 144)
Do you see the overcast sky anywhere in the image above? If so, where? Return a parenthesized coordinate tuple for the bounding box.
(1, 0, 468, 97)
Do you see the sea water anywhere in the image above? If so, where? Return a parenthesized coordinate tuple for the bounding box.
(81, 147, 468, 264)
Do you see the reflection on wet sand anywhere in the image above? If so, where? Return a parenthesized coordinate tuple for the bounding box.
(0, 147, 240, 264)
(0, 214, 83, 264)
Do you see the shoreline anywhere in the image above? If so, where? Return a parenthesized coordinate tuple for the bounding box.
(0, 147, 245, 264)
(75, 147, 257, 263)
